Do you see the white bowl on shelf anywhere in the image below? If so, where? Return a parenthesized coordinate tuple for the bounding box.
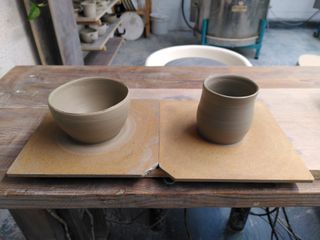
(80, 28, 99, 43)
(89, 23, 109, 36)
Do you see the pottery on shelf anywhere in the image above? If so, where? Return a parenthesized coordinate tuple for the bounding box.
(196, 75, 259, 145)
(48, 77, 130, 144)
(97, 0, 108, 8)
(102, 13, 118, 23)
(79, 28, 98, 43)
(81, 1, 96, 18)
(89, 23, 108, 36)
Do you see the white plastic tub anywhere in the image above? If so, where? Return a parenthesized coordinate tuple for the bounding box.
(150, 13, 168, 35)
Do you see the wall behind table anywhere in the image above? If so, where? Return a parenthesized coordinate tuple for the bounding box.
(0, 0, 38, 78)
(152, 0, 320, 31)
(269, 0, 320, 21)
(152, 0, 192, 31)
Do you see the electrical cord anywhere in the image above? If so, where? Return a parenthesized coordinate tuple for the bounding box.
(250, 207, 278, 216)
(250, 207, 302, 240)
(103, 209, 170, 230)
(281, 208, 302, 240)
(266, 207, 280, 240)
(84, 209, 95, 240)
(104, 209, 148, 225)
(46, 210, 72, 240)
(181, 0, 194, 30)
(184, 208, 193, 240)
(272, 208, 280, 240)
(256, 214, 285, 240)
(149, 210, 170, 229)
(276, 217, 302, 240)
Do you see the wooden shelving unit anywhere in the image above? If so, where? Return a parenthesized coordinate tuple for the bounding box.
(76, 0, 120, 25)
(81, 19, 122, 51)
(84, 37, 123, 65)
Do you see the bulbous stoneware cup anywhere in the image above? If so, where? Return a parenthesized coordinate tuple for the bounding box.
(197, 75, 259, 145)
(48, 77, 129, 144)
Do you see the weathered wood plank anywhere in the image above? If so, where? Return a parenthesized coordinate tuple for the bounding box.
(1, 177, 320, 208)
(2, 66, 320, 90)
(1, 66, 320, 108)
(85, 37, 123, 65)
(48, 0, 84, 65)
(23, 0, 62, 65)
(0, 66, 320, 209)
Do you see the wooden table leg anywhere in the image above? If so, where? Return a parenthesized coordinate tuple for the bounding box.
(10, 209, 67, 240)
(144, 0, 151, 37)
(227, 208, 251, 231)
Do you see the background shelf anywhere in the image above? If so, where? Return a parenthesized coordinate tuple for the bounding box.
(76, 0, 120, 24)
(81, 19, 122, 51)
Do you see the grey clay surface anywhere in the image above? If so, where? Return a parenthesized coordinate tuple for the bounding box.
(48, 77, 129, 144)
(197, 75, 259, 144)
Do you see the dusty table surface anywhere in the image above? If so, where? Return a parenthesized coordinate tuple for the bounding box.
(1, 66, 320, 209)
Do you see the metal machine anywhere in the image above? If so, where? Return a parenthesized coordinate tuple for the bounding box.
(190, 0, 270, 59)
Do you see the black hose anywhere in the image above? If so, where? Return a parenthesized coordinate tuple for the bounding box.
(181, 0, 194, 30)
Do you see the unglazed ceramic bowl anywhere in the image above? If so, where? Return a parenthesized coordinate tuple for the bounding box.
(197, 75, 259, 145)
(89, 23, 108, 36)
(102, 13, 118, 23)
(80, 28, 98, 43)
(48, 77, 129, 144)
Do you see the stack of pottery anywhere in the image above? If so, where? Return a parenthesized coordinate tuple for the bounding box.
(77, 0, 112, 42)
(79, 23, 109, 43)
(79, 0, 110, 18)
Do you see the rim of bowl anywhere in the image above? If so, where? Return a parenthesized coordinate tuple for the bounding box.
(48, 77, 129, 117)
(204, 75, 259, 100)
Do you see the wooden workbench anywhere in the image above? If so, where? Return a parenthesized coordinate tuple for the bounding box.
(1, 66, 320, 238)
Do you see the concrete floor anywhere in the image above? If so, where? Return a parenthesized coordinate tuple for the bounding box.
(2, 28, 320, 239)
(112, 28, 320, 66)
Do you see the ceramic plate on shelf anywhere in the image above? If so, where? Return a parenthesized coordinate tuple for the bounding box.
(127, 0, 135, 10)
(131, 0, 138, 10)
(118, 12, 144, 40)
(122, 0, 130, 10)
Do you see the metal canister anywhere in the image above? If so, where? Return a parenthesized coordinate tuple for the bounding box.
(195, 0, 270, 47)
